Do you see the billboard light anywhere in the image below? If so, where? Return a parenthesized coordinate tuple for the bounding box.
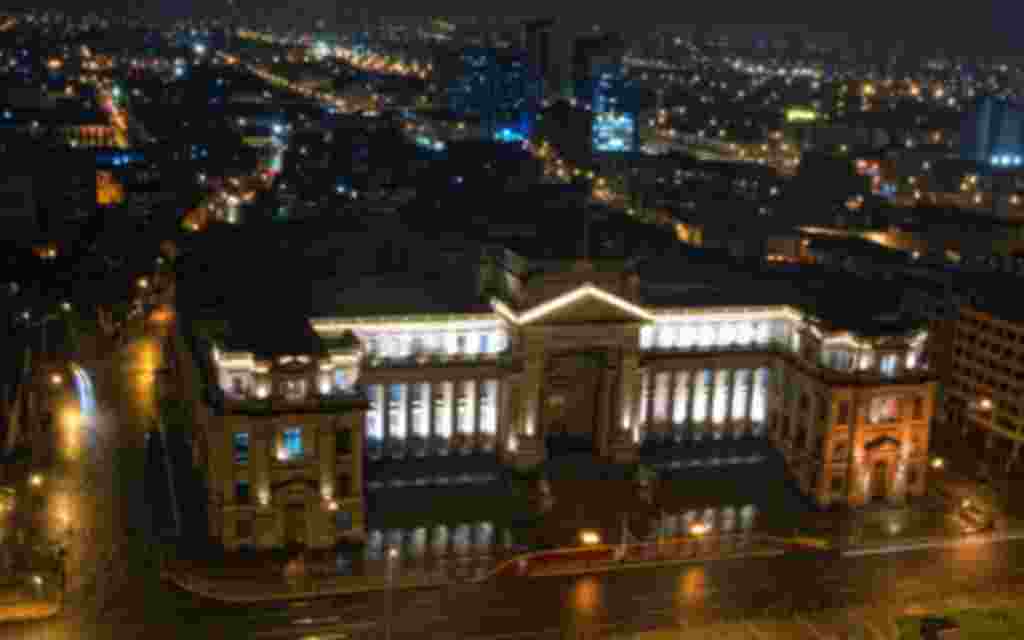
(785, 108, 818, 123)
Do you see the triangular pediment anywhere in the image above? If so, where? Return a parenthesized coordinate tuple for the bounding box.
(513, 284, 655, 326)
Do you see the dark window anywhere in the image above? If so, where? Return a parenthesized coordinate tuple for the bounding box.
(235, 480, 250, 504)
(336, 428, 352, 455)
(336, 472, 352, 497)
(837, 401, 851, 425)
(334, 510, 353, 531)
(236, 518, 253, 539)
(831, 476, 844, 492)
(913, 396, 925, 420)
(233, 432, 249, 464)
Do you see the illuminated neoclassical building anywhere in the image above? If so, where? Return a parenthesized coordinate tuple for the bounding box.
(207, 254, 936, 549)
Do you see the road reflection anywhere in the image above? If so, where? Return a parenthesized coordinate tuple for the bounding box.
(678, 566, 707, 605)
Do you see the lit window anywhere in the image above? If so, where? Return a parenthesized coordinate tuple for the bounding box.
(480, 380, 498, 435)
(455, 380, 474, 436)
(233, 432, 249, 464)
(731, 370, 749, 420)
(672, 372, 690, 424)
(366, 385, 383, 456)
(880, 354, 898, 377)
(412, 383, 429, 438)
(389, 384, 406, 441)
(333, 370, 349, 390)
(654, 372, 671, 421)
(640, 326, 654, 349)
(692, 370, 711, 424)
(282, 427, 303, 459)
(751, 368, 769, 424)
(712, 370, 730, 424)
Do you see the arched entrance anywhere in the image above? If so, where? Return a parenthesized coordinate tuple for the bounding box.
(871, 461, 889, 502)
(272, 477, 317, 548)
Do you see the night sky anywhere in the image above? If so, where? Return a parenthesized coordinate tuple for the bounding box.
(6, 0, 1019, 55)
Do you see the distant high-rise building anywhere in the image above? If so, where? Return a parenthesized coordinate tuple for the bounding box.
(961, 95, 1024, 169)
(522, 18, 555, 100)
(437, 46, 541, 142)
(571, 31, 639, 152)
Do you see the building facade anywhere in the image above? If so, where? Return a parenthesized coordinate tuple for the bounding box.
(207, 348, 367, 551)
(315, 261, 932, 507)
(205, 258, 937, 549)
(943, 305, 1024, 475)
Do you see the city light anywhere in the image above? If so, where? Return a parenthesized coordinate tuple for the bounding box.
(29, 473, 44, 488)
(50, 373, 63, 386)
(689, 522, 711, 536)
(579, 530, 602, 546)
(931, 458, 945, 470)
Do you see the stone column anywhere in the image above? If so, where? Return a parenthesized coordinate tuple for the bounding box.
(513, 353, 545, 467)
(613, 349, 641, 462)
(497, 375, 513, 453)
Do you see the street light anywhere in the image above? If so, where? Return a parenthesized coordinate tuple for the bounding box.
(931, 457, 945, 470)
(579, 530, 602, 546)
(689, 522, 710, 537)
(29, 473, 44, 488)
(137, 278, 149, 290)
(50, 373, 63, 386)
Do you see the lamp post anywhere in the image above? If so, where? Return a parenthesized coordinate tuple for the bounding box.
(386, 546, 398, 640)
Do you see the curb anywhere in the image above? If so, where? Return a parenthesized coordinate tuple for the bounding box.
(525, 548, 787, 579)
(163, 570, 470, 603)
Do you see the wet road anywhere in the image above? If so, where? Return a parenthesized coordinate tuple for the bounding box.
(190, 537, 1024, 639)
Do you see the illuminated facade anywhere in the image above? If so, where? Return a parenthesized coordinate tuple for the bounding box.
(207, 259, 936, 548)
(437, 46, 541, 142)
(208, 350, 367, 551)
(962, 96, 1024, 170)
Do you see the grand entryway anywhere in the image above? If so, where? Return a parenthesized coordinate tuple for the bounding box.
(541, 350, 609, 457)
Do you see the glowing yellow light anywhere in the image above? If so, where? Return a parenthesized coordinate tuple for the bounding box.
(579, 530, 602, 545)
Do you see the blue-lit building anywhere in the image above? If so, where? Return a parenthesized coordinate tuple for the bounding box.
(962, 96, 1024, 171)
(571, 32, 640, 153)
(438, 46, 541, 143)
